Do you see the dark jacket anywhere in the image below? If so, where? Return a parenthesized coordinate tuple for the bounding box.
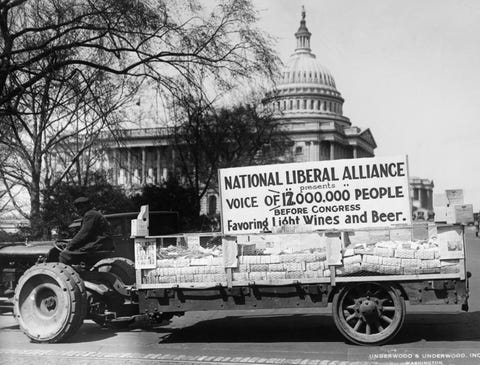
(67, 209, 113, 252)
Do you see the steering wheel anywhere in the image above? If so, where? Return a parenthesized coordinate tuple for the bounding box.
(53, 239, 69, 252)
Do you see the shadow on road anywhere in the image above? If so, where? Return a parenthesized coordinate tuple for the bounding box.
(395, 311, 480, 343)
(57, 322, 119, 344)
(153, 311, 480, 344)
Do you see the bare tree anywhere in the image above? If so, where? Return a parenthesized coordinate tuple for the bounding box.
(0, 0, 278, 109)
(170, 81, 291, 222)
(0, 61, 136, 236)
(0, 0, 279, 236)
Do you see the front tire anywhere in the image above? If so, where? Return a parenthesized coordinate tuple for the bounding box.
(13, 263, 87, 343)
(332, 282, 405, 345)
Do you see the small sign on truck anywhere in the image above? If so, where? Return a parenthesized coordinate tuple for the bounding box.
(134, 155, 470, 345)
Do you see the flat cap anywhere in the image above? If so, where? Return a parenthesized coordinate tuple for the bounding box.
(73, 196, 90, 205)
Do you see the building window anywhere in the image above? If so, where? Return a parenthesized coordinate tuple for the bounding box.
(303, 99, 307, 109)
(295, 146, 303, 155)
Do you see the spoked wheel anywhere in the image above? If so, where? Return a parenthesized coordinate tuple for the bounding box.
(13, 263, 87, 343)
(332, 282, 405, 345)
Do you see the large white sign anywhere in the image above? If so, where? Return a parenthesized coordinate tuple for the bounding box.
(219, 156, 412, 234)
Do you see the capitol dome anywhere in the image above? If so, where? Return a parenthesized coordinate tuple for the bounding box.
(263, 7, 376, 163)
(279, 52, 337, 90)
(266, 7, 347, 122)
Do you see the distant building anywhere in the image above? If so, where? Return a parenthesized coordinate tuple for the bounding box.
(97, 8, 377, 216)
(410, 177, 434, 219)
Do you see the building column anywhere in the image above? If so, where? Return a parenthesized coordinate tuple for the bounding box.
(156, 148, 161, 184)
(305, 142, 311, 162)
(113, 149, 119, 185)
(127, 149, 132, 185)
(141, 147, 146, 185)
(330, 141, 335, 160)
(311, 141, 319, 161)
(353, 146, 358, 159)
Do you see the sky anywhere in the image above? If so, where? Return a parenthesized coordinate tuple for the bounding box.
(251, 0, 480, 210)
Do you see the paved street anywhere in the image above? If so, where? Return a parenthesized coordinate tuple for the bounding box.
(1, 227, 479, 365)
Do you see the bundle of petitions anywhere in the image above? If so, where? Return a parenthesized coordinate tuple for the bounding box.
(145, 235, 462, 285)
(232, 249, 328, 282)
(338, 238, 461, 276)
(145, 244, 225, 284)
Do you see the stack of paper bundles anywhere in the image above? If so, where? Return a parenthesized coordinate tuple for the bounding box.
(343, 255, 362, 266)
(237, 264, 248, 272)
(284, 262, 305, 272)
(174, 258, 190, 268)
(304, 270, 324, 279)
(379, 265, 402, 275)
(420, 259, 441, 269)
(157, 259, 176, 268)
(286, 271, 304, 279)
(190, 257, 212, 266)
(278, 254, 296, 263)
(240, 255, 262, 264)
(268, 263, 285, 272)
(362, 255, 382, 265)
(373, 247, 395, 257)
(395, 248, 416, 259)
(249, 264, 269, 272)
(440, 264, 460, 274)
(233, 272, 248, 281)
(306, 261, 324, 271)
(249, 272, 267, 281)
(267, 271, 287, 280)
(361, 262, 381, 273)
(336, 262, 362, 275)
(401, 259, 421, 275)
(382, 257, 402, 267)
(415, 248, 437, 260)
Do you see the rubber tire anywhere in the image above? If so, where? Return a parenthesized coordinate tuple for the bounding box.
(332, 282, 406, 346)
(91, 257, 135, 285)
(90, 257, 135, 329)
(13, 263, 87, 343)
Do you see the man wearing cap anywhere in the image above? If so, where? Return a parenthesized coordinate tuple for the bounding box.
(57, 196, 114, 265)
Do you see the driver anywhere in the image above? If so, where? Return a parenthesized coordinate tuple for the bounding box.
(52, 196, 114, 265)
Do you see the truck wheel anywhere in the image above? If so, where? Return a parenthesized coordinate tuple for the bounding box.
(90, 258, 136, 329)
(332, 282, 405, 345)
(13, 263, 87, 343)
(91, 257, 135, 285)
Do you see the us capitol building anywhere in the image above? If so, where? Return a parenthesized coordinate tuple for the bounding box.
(98, 9, 433, 217)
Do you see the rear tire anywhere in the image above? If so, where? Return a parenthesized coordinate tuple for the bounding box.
(90, 257, 136, 328)
(91, 257, 135, 285)
(332, 282, 405, 345)
(13, 263, 87, 343)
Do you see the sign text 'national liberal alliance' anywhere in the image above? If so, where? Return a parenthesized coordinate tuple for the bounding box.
(219, 156, 411, 234)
